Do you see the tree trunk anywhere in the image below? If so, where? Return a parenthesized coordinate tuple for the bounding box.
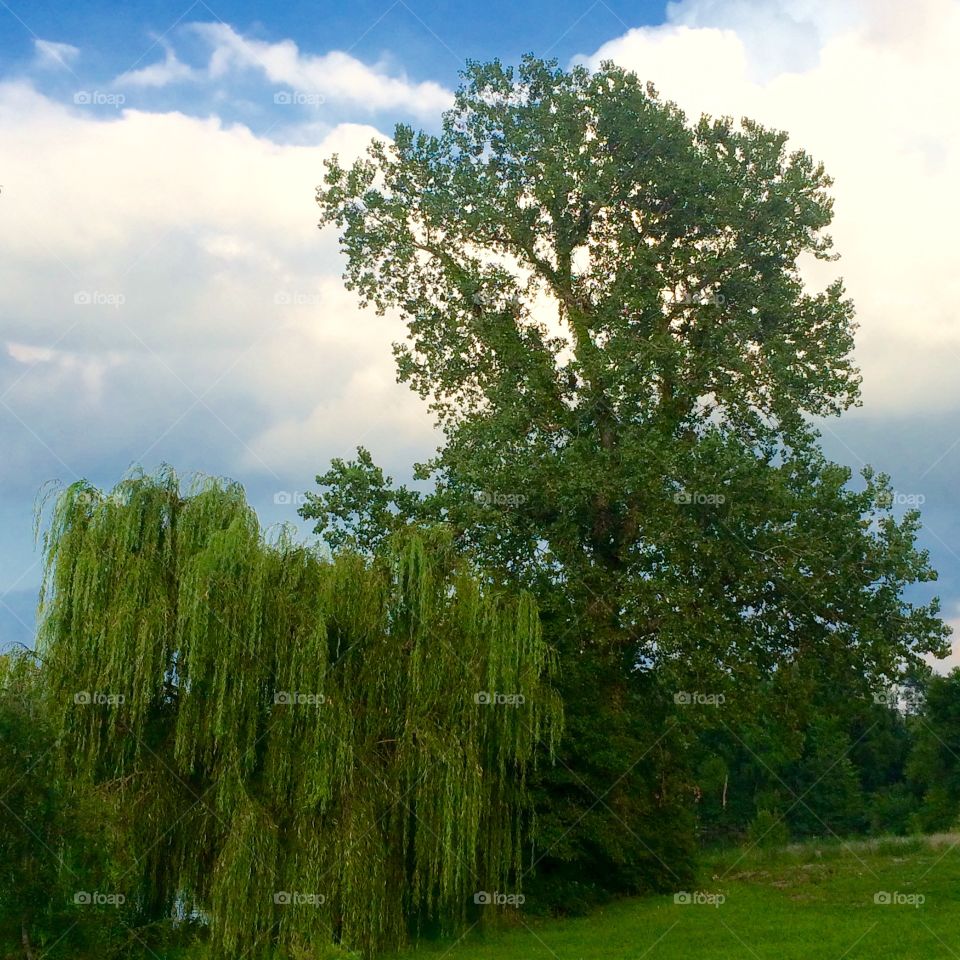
(21, 918, 35, 960)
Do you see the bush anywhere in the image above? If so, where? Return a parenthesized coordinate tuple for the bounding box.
(747, 810, 790, 850)
(868, 784, 919, 836)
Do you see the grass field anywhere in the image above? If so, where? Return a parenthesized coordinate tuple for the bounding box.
(397, 835, 960, 960)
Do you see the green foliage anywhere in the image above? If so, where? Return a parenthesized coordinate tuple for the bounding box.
(524, 652, 696, 913)
(36, 470, 562, 958)
(868, 784, 919, 837)
(746, 809, 790, 850)
(908, 669, 960, 832)
(691, 685, 924, 847)
(308, 54, 948, 902)
(0, 652, 63, 955)
(4, 53, 954, 955)
(0, 653, 136, 959)
(302, 447, 422, 554)
(786, 715, 865, 839)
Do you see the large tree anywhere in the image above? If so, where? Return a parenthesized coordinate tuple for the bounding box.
(306, 56, 948, 903)
(37, 471, 561, 957)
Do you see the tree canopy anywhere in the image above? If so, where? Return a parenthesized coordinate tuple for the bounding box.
(36, 470, 561, 957)
(309, 55, 945, 680)
(306, 55, 949, 903)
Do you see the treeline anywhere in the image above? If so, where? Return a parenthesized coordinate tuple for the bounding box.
(692, 672, 960, 848)
(5, 639, 960, 957)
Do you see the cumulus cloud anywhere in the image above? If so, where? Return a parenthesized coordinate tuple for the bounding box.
(194, 23, 453, 117)
(0, 81, 434, 523)
(663, 0, 860, 77)
(3, 7, 959, 653)
(106, 22, 454, 118)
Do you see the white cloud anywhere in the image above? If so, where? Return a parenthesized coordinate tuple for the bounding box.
(111, 22, 455, 118)
(663, 0, 860, 77)
(33, 39, 80, 70)
(6, 341, 125, 401)
(578, 0, 960, 415)
(195, 22, 453, 116)
(116, 42, 198, 87)
(925, 610, 960, 673)
(0, 81, 434, 500)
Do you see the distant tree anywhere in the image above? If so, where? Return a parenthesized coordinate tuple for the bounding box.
(693, 669, 923, 845)
(0, 652, 60, 959)
(0, 653, 126, 960)
(786, 715, 865, 838)
(307, 56, 949, 903)
(908, 669, 960, 832)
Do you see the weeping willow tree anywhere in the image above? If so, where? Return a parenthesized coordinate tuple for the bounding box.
(36, 468, 562, 958)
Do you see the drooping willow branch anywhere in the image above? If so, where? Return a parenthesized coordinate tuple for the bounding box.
(36, 468, 562, 957)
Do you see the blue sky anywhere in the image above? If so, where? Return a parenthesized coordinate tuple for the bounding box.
(2, 0, 960, 662)
(0, 0, 663, 80)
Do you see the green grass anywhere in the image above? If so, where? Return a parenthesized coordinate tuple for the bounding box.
(396, 835, 960, 960)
